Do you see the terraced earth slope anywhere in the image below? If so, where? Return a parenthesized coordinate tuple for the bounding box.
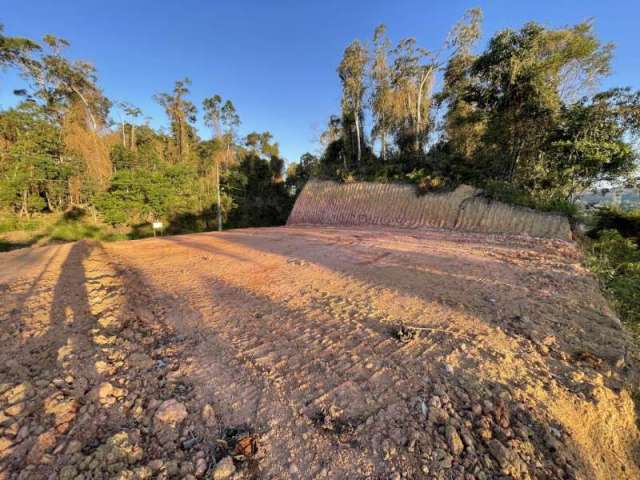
(0, 226, 638, 479)
(288, 180, 572, 240)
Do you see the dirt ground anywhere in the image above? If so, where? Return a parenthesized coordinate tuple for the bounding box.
(0, 226, 639, 480)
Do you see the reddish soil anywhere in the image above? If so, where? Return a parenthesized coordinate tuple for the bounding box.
(0, 226, 638, 480)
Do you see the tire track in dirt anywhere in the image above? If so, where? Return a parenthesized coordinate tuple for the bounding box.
(3, 227, 639, 479)
(111, 235, 461, 423)
(106, 227, 640, 480)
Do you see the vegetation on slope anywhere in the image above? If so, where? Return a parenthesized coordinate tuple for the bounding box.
(585, 207, 640, 335)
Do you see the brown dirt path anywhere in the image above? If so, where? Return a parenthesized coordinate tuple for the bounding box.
(0, 227, 639, 480)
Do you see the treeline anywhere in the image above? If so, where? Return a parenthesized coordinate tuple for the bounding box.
(0, 27, 292, 231)
(2, 10, 640, 234)
(289, 9, 640, 212)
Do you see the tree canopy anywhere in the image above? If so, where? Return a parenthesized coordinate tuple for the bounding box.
(311, 10, 639, 209)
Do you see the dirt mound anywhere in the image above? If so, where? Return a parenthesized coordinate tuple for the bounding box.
(288, 180, 572, 240)
(0, 227, 638, 479)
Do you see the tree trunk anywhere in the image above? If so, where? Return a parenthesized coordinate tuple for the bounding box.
(216, 155, 222, 232)
(121, 121, 126, 147)
(177, 117, 183, 162)
(416, 69, 433, 153)
(381, 128, 387, 161)
(19, 189, 28, 218)
(70, 85, 97, 131)
(354, 108, 362, 164)
(416, 90, 422, 153)
(45, 191, 54, 212)
(131, 124, 136, 151)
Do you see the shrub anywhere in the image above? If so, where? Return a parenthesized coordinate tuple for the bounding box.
(481, 181, 578, 217)
(586, 229, 640, 332)
(589, 206, 640, 240)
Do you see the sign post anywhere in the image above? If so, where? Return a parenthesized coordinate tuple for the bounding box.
(152, 221, 163, 237)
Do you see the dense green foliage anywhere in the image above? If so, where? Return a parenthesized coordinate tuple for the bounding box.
(589, 206, 640, 241)
(586, 209, 640, 333)
(307, 10, 639, 213)
(0, 25, 292, 237)
(1, 11, 639, 240)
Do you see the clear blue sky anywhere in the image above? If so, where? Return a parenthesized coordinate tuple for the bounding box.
(1, 0, 639, 163)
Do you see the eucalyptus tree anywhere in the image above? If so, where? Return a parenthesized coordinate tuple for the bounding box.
(154, 78, 197, 163)
(245, 131, 280, 158)
(121, 102, 142, 150)
(370, 24, 393, 161)
(390, 38, 437, 155)
(18, 35, 110, 132)
(202, 94, 223, 231)
(220, 99, 240, 166)
(0, 24, 39, 71)
(440, 8, 484, 160)
(13, 34, 113, 191)
(203, 95, 240, 231)
(338, 40, 368, 165)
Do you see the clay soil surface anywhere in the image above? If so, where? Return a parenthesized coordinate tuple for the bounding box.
(1, 226, 639, 480)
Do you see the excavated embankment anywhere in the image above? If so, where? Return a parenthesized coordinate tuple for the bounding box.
(288, 180, 572, 240)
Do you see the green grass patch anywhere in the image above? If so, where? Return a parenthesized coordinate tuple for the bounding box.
(0, 213, 47, 233)
(0, 209, 128, 252)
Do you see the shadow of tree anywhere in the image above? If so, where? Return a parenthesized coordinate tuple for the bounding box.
(108, 240, 609, 479)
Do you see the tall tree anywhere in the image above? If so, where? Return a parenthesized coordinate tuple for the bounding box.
(119, 101, 142, 150)
(17, 35, 112, 188)
(22, 35, 111, 131)
(469, 21, 614, 184)
(202, 94, 224, 231)
(391, 38, 437, 155)
(202, 96, 240, 231)
(370, 25, 393, 161)
(154, 78, 197, 163)
(338, 40, 368, 165)
(0, 24, 39, 71)
(440, 8, 484, 161)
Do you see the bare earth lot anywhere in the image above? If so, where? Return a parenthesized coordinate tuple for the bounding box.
(0, 226, 639, 479)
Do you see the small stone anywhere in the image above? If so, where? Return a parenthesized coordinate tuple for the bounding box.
(96, 382, 124, 406)
(134, 466, 152, 479)
(487, 439, 512, 468)
(180, 460, 194, 475)
(201, 404, 216, 427)
(289, 463, 300, 475)
(59, 465, 78, 480)
(195, 457, 207, 477)
(154, 399, 188, 430)
(434, 449, 453, 469)
(16, 425, 29, 442)
(165, 460, 180, 476)
(147, 459, 163, 471)
(446, 425, 464, 456)
(428, 406, 449, 425)
(53, 378, 66, 388)
(66, 440, 82, 455)
(212, 456, 235, 479)
(27, 429, 57, 464)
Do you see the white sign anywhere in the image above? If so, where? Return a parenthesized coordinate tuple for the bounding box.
(152, 221, 163, 230)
